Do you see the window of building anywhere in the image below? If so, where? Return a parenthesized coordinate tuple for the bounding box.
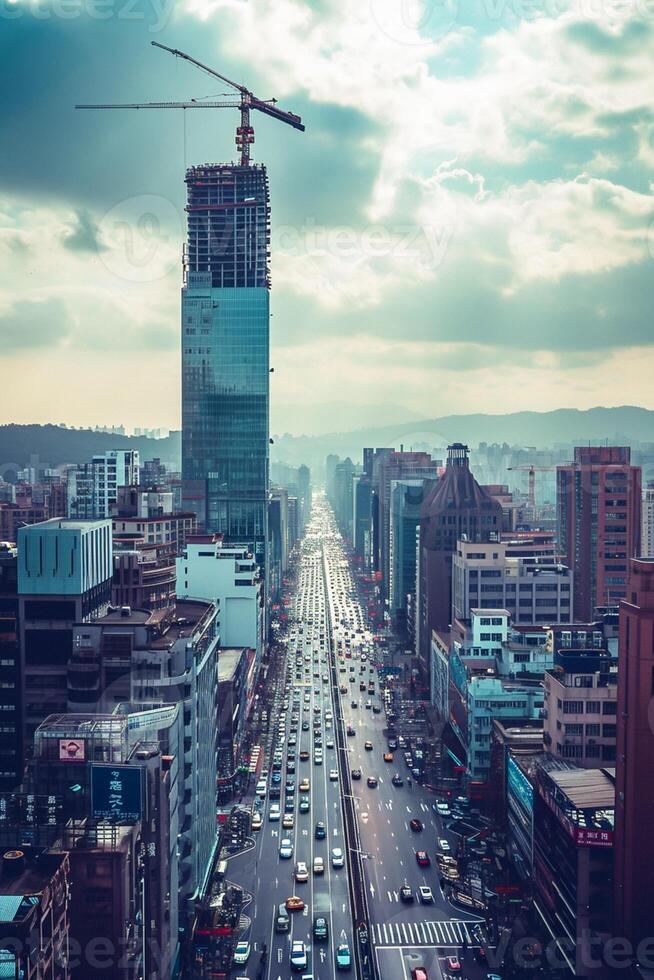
(563, 700, 584, 714)
(586, 701, 601, 714)
(602, 701, 616, 715)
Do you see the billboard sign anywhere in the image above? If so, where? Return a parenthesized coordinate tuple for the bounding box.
(59, 738, 86, 762)
(91, 765, 143, 822)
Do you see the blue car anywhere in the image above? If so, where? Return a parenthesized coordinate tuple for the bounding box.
(336, 944, 351, 970)
(271, 773, 282, 784)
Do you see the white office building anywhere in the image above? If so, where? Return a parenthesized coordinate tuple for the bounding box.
(176, 534, 264, 658)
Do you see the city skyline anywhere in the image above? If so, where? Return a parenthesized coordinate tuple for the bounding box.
(2, 0, 654, 432)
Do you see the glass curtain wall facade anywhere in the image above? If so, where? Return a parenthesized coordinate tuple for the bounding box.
(182, 164, 270, 570)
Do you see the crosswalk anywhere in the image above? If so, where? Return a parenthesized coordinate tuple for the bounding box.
(374, 919, 480, 947)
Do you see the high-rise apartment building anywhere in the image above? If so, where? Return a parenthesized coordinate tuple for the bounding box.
(181, 164, 270, 571)
(641, 480, 654, 557)
(614, 558, 654, 954)
(67, 450, 140, 520)
(17, 518, 112, 742)
(375, 451, 439, 602)
(557, 447, 641, 621)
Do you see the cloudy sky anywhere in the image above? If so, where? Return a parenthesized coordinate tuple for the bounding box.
(1, 0, 653, 435)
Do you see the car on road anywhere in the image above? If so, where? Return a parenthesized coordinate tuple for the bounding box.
(419, 885, 434, 903)
(285, 894, 305, 912)
(313, 915, 329, 941)
(232, 941, 251, 965)
(438, 838, 451, 852)
(367, 776, 378, 788)
(329, 769, 339, 781)
(315, 821, 326, 839)
(282, 813, 294, 829)
(275, 902, 291, 932)
(279, 838, 293, 859)
(295, 862, 309, 883)
(336, 943, 352, 970)
(436, 802, 450, 816)
(347, 725, 356, 736)
(383, 752, 393, 762)
(313, 856, 324, 874)
(314, 753, 323, 765)
(364, 741, 373, 750)
(299, 778, 310, 791)
(392, 773, 404, 787)
(411, 969, 428, 980)
(446, 955, 461, 972)
(331, 847, 344, 868)
(409, 819, 424, 832)
(268, 804, 281, 821)
(251, 811, 262, 830)
(350, 700, 358, 708)
(290, 940, 308, 971)
(255, 780, 267, 798)
(351, 768, 362, 779)
(415, 850, 430, 866)
(400, 884, 414, 903)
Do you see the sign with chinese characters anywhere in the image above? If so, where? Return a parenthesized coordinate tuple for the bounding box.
(574, 826, 613, 848)
(59, 738, 86, 762)
(91, 765, 143, 822)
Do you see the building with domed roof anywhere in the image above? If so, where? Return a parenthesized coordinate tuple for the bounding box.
(418, 444, 503, 687)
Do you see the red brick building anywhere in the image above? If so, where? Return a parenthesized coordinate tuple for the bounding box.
(557, 447, 641, 621)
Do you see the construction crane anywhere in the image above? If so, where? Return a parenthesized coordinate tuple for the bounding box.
(507, 464, 556, 509)
(76, 41, 305, 166)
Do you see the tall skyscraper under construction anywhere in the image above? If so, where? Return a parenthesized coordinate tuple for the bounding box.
(181, 163, 270, 569)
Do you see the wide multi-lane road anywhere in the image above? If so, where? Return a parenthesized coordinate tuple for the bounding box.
(227, 502, 354, 980)
(321, 501, 491, 980)
(228, 495, 491, 980)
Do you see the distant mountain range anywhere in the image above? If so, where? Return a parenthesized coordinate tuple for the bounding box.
(1, 406, 653, 476)
(271, 406, 654, 469)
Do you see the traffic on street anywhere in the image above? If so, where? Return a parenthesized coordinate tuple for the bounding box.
(225, 495, 500, 980)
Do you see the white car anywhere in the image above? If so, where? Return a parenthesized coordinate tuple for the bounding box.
(439, 838, 451, 852)
(232, 941, 251, 965)
(295, 861, 309, 883)
(290, 940, 308, 971)
(436, 802, 451, 816)
(279, 838, 293, 859)
(419, 885, 434, 903)
(268, 804, 280, 821)
(251, 811, 262, 830)
(329, 769, 339, 781)
(331, 847, 344, 868)
(313, 856, 324, 874)
(255, 780, 267, 798)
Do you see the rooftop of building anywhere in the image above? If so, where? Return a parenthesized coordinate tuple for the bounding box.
(21, 517, 110, 532)
(547, 766, 615, 812)
(98, 599, 213, 638)
(0, 848, 67, 910)
(492, 719, 544, 753)
(218, 648, 247, 682)
(471, 607, 510, 617)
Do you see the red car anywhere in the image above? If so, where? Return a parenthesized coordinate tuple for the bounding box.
(409, 819, 423, 832)
(446, 955, 461, 972)
(415, 850, 430, 867)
